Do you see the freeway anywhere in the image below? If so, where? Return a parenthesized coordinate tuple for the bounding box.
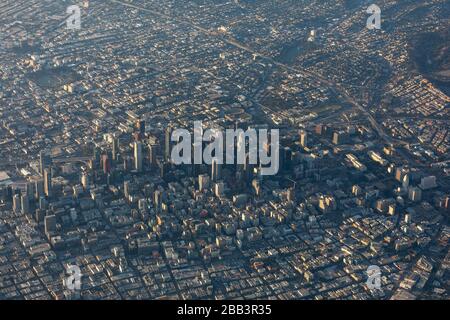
(107, 0, 399, 148)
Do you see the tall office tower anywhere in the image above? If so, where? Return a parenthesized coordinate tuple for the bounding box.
(192, 141, 202, 177)
(165, 125, 173, 162)
(153, 189, 162, 209)
(81, 171, 90, 189)
(134, 141, 143, 172)
(112, 137, 119, 161)
(137, 119, 145, 138)
(102, 154, 111, 174)
(199, 174, 210, 191)
(124, 181, 130, 199)
(43, 168, 52, 197)
(444, 196, 450, 210)
(159, 160, 168, 179)
(39, 196, 47, 210)
(123, 156, 132, 171)
(215, 182, 225, 197)
(13, 194, 21, 213)
(21, 194, 30, 214)
(148, 143, 159, 166)
(0, 186, 13, 202)
(287, 187, 295, 202)
(93, 146, 100, 169)
(35, 180, 44, 199)
(252, 179, 261, 197)
(35, 209, 45, 223)
(281, 147, 292, 171)
(44, 215, 57, 236)
(39, 150, 51, 175)
(420, 176, 437, 190)
(25, 182, 34, 200)
(332, 131, 348, 145)
(211, 158, 222, 182)
(395, 166, 409, 182)
(300, 130, 308, 148)
(138, 199, 147, 213)
(402, 174, 410, 190)
(408, 187, 422, 202)
(315, 124, 324, 136)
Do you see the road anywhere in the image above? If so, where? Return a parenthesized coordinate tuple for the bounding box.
(107, 0, 398, 149)
(0, 156, 93, 167)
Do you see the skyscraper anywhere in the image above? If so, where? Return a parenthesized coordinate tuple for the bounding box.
(134, 142, 143, 172)
(34, 180, 44, 199)
(124, 181, 130, 199)
(137, 119, 145, 138)
(39, 150, 51, 175)
(24, 182, 34, 200)
(211, 158, 222, 182)
(300, 130, 308, 148)
(13, 194, 21, 213)
(102, 154, 111, 174)
(21, 194, 29, 214)
(165, 126, 173, 162)
(112, 137, 119, 161)
(81, 171, 90, 190)
(149, 143, 159, 166)
(199, 174, 210, 191)
(43, 168, 52, 197)
(93, 146, 100, 169)
(44, 215, 57, 236)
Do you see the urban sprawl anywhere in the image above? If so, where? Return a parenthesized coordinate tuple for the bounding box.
(0, 0, 449, 300)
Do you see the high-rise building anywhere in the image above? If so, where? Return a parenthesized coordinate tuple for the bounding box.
(25, 182, 34, 200)
(149, 143, 159, 166)
(81, 172, 90, 190)
(300, 130, 308, 148)
(21, 194, 30, 214)
(315, 124, 326, 136)
(112, 137, 119, 161)
(420, 176, 437, 190)
(93, 146, 100, 169)
(138, 199, 148, 213)
(134, 142, 143, 172)
(13, 194, 21, 213)
(102, 154, 111, 174)
(252, 179, 261, 197)
(124, 181, 130, 199)
(123, 156, 132, 171)
(165, 126, 173, 162)
(35, 209, 45, 223)
(44, 215, 57, 236)
(39, 196, 47, 210)
(136, 119, 145, 138)
(199, 174, 210, 191)
(332, 131, 348, 145)
(39, 150, 51, 175)
(408, 187, 422, 202)
(153, 189, 162, 209)
(215, 182, 225, 197)
(211, 158, 221, 182)
(287, 187, 295, 202)
(43, 168, 52, 197)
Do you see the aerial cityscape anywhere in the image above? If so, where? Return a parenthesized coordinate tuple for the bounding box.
(0, 0, 449, 301)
